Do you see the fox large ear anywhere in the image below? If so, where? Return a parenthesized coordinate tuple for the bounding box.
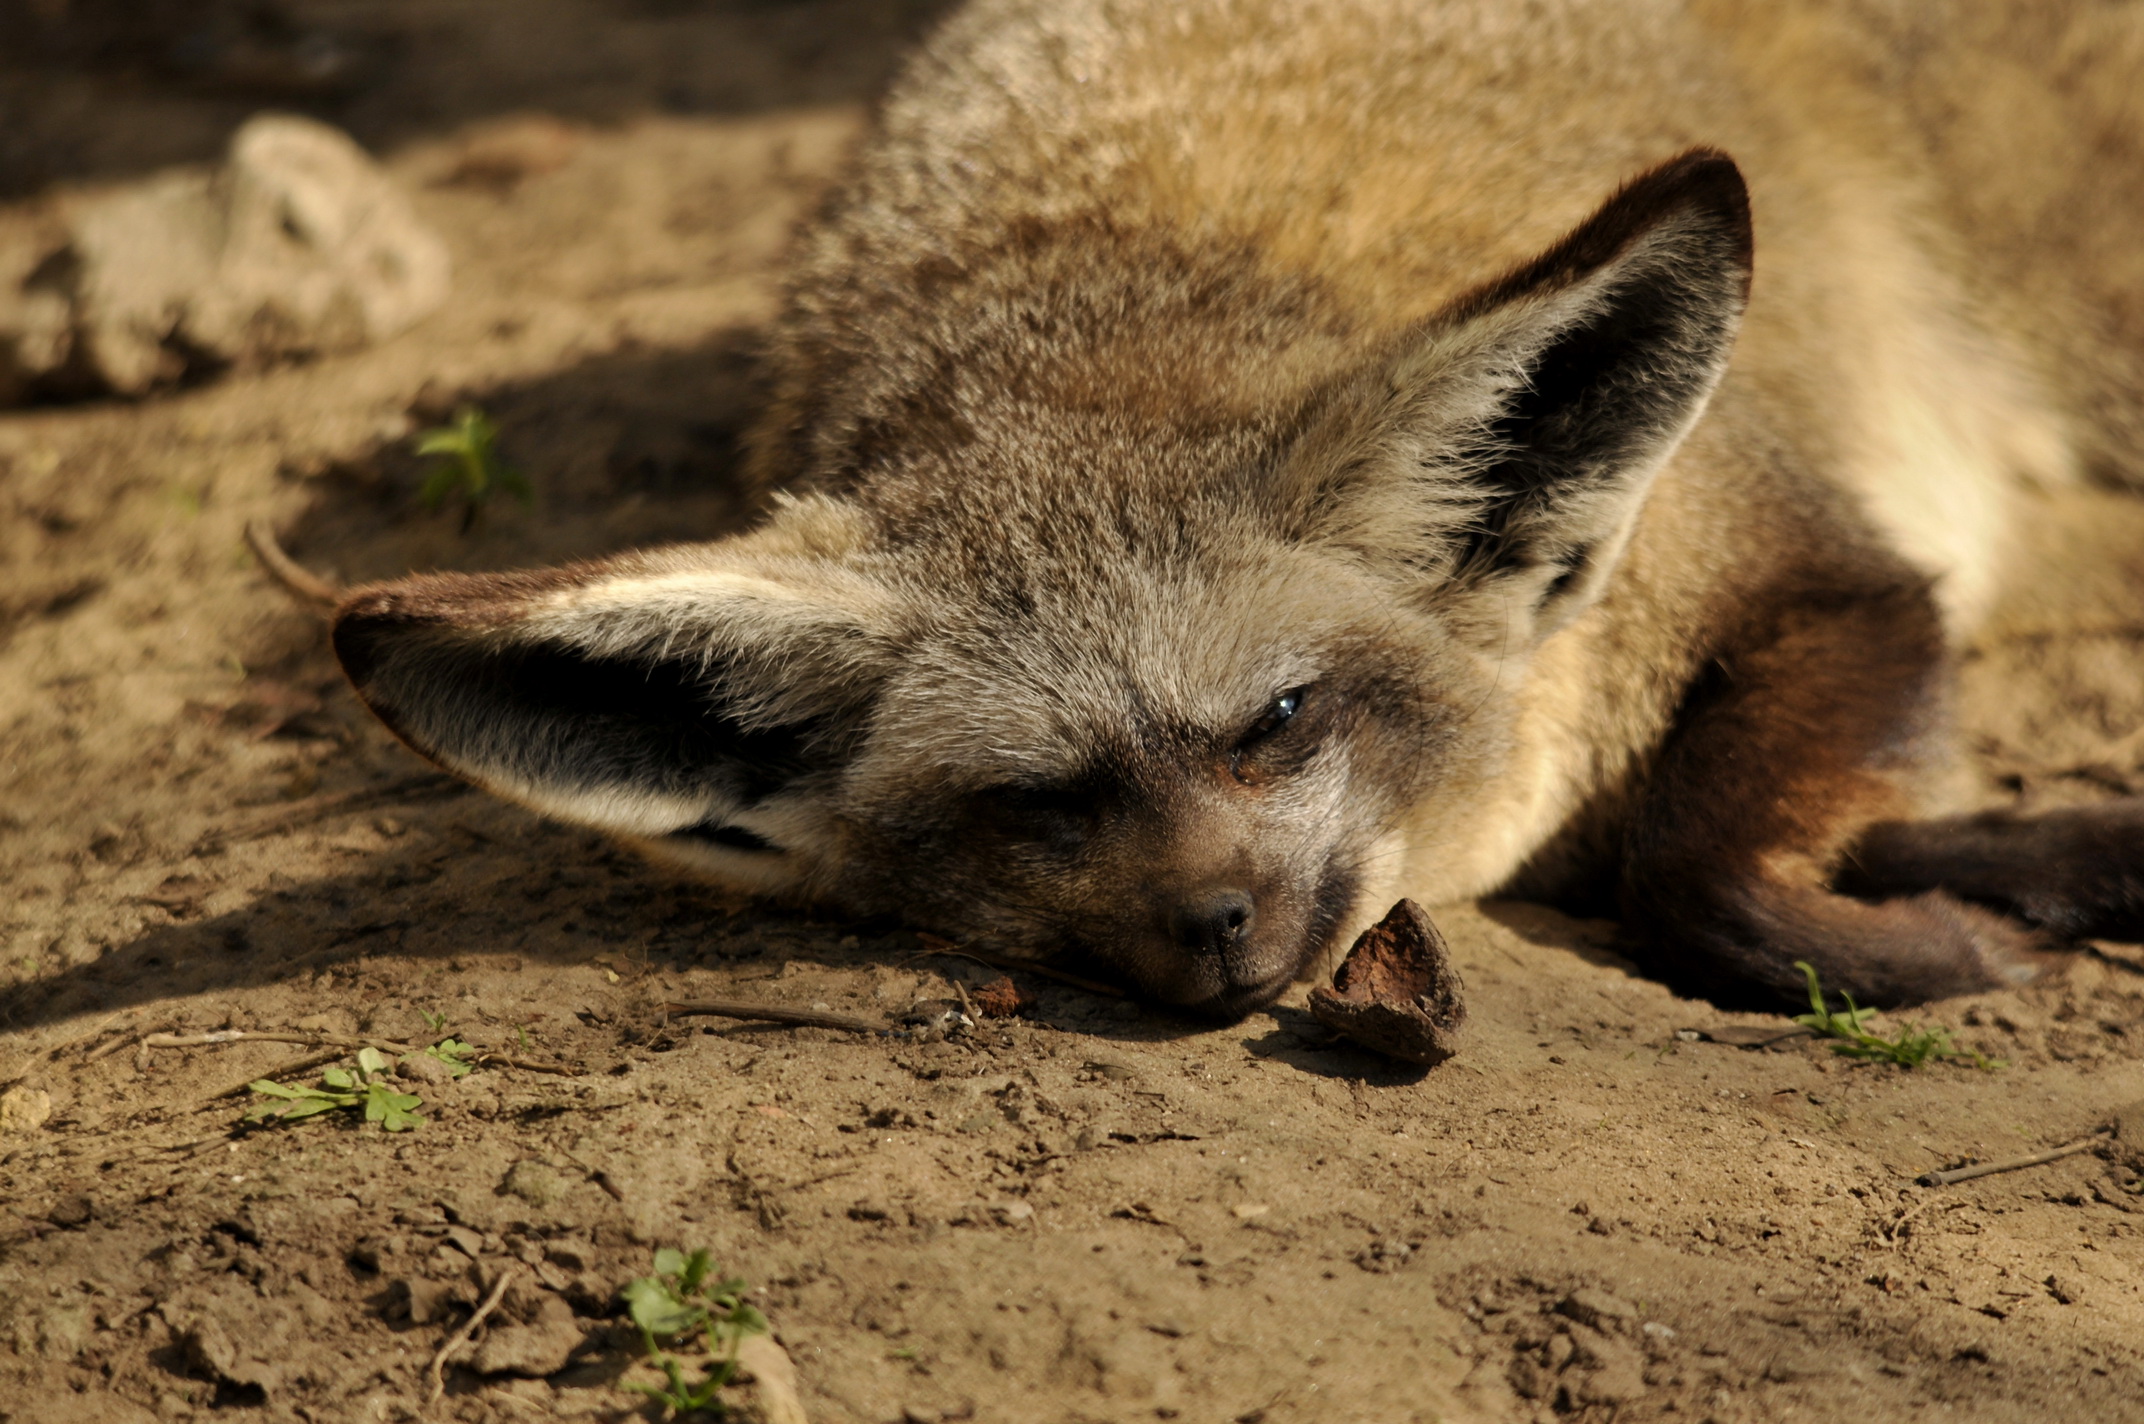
(1293, 150, 1752, 639)
(331, 537, 899, 886)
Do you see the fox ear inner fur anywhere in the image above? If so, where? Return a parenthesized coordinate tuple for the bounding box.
(1294, 150, 1752, 640)
(331, 555, 895, 884)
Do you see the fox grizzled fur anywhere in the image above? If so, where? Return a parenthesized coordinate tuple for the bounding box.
(332, 0, 2144, 1017)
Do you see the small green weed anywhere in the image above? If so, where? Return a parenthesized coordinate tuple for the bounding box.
(247, 1047, 426, 1130)
(415, 406, 530, 528)
(1792, 961, 2001, 1069)
(244, 1037, 479, 1130)
(418, 1038, 478, 1077)
(622, 1247, 768, 1418)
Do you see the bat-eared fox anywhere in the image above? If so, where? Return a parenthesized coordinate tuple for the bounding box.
(333, 0, 2144, 1018)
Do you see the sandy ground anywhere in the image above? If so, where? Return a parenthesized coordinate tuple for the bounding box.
(2, 5, 2142, 1422)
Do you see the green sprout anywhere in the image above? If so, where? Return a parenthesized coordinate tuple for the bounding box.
(416, 1038, 478, 1078)
(622, 1247, 768, 1418)
(1793, 961, 2001, 1069)
(246, 1047, 426, 1130)
(415, 406, 530, 529)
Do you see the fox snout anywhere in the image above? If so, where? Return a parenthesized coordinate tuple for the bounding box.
(1139, 879, 1280, 1015)
(1105, 858, 1361, 1019)
(1165, 884, 1255, 958)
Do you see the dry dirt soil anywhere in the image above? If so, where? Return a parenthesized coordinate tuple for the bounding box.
(3, 5, 2143, 1423)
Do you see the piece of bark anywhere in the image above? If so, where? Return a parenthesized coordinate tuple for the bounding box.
(1307, 899, 1466, 1065)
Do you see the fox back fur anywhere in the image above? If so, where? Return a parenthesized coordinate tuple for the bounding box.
(334, 0, 2144, 1016)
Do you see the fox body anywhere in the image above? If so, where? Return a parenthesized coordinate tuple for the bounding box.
(334, 0, 2144, 1015)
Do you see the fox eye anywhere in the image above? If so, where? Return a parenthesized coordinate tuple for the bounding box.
(1232, 686, 1309, 775)
(1247, 687, 1305, 741)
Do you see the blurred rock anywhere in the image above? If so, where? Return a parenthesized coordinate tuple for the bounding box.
(0, 113, 449, 400)
(469, 1294, 585, 1377)
(0, 1084, 53, 1134)
(163, 1286, 292, 1399)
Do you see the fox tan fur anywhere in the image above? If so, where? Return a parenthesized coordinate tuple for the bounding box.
(334, 0, 2144, 1016)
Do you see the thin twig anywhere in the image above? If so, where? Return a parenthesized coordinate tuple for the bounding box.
(662, 999, 886, 1034)
(147, 1029, 415, 1054)
(244, 519, 342, 609)
(1877, 1196, 1951, 1245)
(148, 1032, 577, 1102)
(217, 772, 465, 843)
(98, 1132, 237, 1165)
(83, 1030, 149, 1064)
(1917, 1129, 2111, 1187)
(200, 1048, 347, 1105)
(471, 1051, 578, 1076)
(910, 937, 1126, 997)
(54, 1010, 144, 1062)
(426, 1266, 517, 1407)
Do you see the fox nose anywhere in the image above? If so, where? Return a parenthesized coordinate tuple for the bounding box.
(1168, 887, 1256, 956)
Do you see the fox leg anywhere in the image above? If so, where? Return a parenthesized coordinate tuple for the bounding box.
(1836, 802, 2144, 942)
(1619, 579, 2058, 1009)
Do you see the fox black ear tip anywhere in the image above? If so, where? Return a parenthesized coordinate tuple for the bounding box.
(1642, 149, 1753, 270)
(1642, 149, 1750, 218)
(328, 592, 413, 680)
(1670, 146, 1742, 177)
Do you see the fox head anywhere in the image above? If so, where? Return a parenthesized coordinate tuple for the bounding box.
(334, 152, 1750, 1017)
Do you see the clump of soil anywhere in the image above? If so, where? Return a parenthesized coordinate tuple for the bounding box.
(2, 5, 2142, 1423)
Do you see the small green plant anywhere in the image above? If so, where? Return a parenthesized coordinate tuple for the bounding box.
(1793, 961, 2001, 1069)
(622, 1248, 768, 1418)
(415, 406, 530, 529)
(247, 1047, 426, 1130)
(418, 1008, 450, 1033)
(416, 1037, 478, 1077)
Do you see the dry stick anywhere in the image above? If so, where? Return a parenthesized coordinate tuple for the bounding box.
(83, 1030, 150, 1064)
(53, 1010, 143, 1061)
(144, 1032, 579, 1106)
(200, 1048, 348, 1106)
(425, 1265, 517, 1408)
(142, 1029, 573, 1075)
(1916, 1129, 2112, 1188)
(244, 518, 343, 608)
(471, 1051, 578, 1076)
(220, 771, 466, 843)
(909, 939, 1127, 997)
(97, 1132, 229, 1166)
(662, 999, 886, 1034)
(1878, 1197, 1953, 1245)
(147, 1029, 413, 1054)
